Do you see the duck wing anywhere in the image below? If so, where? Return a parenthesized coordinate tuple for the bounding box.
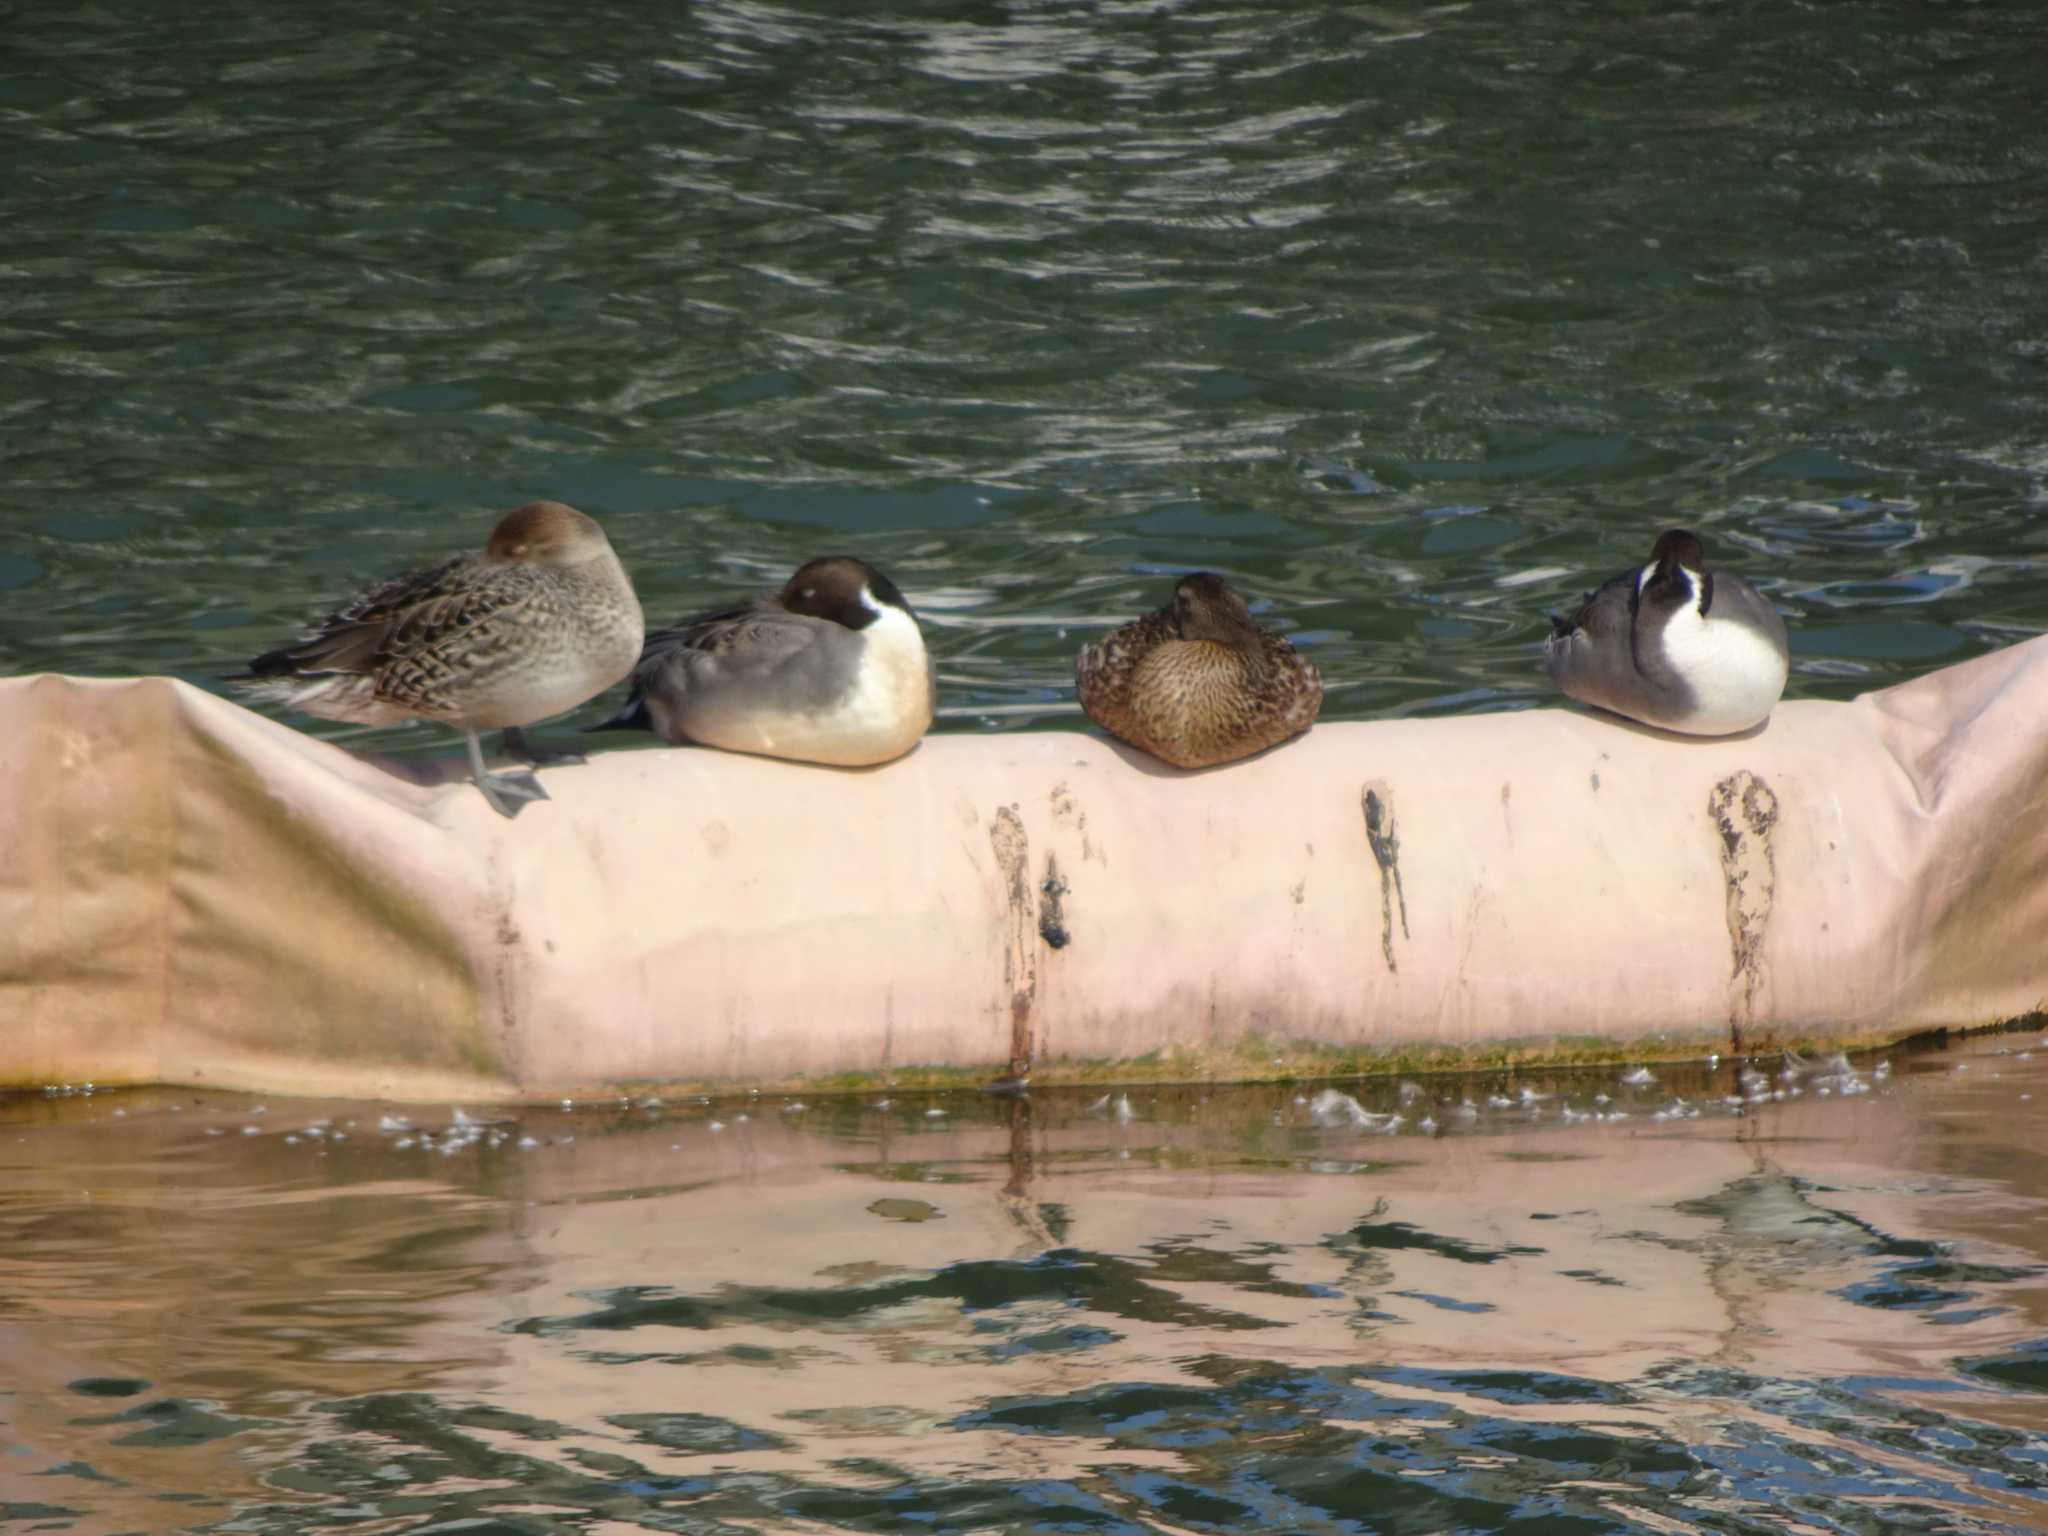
(1075, 606, 1177, 704)
(595, 600, 826, 732)
(248, 555, 520, 680)
(644, 599, 820, 675)
(1550, 568, 1633, 644)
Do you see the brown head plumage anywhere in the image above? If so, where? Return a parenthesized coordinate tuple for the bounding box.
(484, 501, 612, 566)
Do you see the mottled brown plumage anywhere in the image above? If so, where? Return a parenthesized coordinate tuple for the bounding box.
(238, 501, 644, 817)
(1074, 573, 1323, 769)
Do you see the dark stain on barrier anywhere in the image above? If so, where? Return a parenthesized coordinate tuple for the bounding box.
(483, 849, 527, 1071)
(1050, 779, 1099, 864)
(1049, 781, 1076, 825)
(1362, 781, 1410, 974)
(1038, 853, 1071, 949)
(1709, 770, 1779, 1051)
(989, 805, 1036, 1077)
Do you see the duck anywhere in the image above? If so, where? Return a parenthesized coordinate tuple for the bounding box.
(237, 501, 644, 818)
(1075, 572, 1323, 770)
(1544, 528, 1789, 736)
(591, 555, 934, 767)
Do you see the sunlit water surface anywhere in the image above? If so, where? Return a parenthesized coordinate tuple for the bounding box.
(4, 0, 2047, 753)
(4, 1035, 2048, 1534)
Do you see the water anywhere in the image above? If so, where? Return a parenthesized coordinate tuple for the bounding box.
(5, 1035, 2048, 1533)
(4, 0, 2047, 748)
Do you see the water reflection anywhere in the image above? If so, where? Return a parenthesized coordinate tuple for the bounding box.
(4, 1035, 2048, 1532)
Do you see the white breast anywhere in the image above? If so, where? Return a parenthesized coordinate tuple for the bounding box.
(829, 600, 932, 752)
(1654, 598, 1789, 735)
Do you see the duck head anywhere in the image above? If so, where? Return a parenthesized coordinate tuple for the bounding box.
(485, 501, 613, 566)
(781, 556, 913, 631)
(1169, 572, 1263, 645)
(1638, 529, 1713, 617)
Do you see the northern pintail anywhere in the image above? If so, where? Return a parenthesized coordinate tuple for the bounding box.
(1545, 528, 1789, 735)
(239, 500, 644, 817)
(1075, 572, 1323, 769)
(593, 555, 933, 767)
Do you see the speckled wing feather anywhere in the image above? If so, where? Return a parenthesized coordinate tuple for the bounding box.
(252, 555, 474, 676)
(373, 580, 550, 715)
(250, 554, 542, 714)
(1253, 631, 1323, 739)
(1074, 607, 1174, 709)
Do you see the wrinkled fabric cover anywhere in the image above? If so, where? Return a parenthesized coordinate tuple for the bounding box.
(3, 637, 2045, 1101)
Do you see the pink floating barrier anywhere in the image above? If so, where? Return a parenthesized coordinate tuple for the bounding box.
(3, 636, 2045, 1102)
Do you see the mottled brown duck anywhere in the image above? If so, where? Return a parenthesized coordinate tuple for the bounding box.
(239, 500, 643, 817)
(1075, 572, 1322, 770)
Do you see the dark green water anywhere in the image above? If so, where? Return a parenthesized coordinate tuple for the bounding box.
(5, 1039, 2048, 1533)
(4, 0, 2046, 743)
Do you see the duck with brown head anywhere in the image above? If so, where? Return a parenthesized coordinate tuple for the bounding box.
(590, 555, 934, 767)
(237, 501, 644, 817)
(1545, 528, 1789, 735)
(1075, 572, 1323, 770)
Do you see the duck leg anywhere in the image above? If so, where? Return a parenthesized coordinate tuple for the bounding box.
(501, 726, 587, 768)
(463, 728, 549, 819)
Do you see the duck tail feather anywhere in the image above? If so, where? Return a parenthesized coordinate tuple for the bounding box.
(584, 692, 653, 734)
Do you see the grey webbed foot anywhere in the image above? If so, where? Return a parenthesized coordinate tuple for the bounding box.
(474, 768, 551, 819)
(462, 727, 553, 819)
(502, 726, 587, 768)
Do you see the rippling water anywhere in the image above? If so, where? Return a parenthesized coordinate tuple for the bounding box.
(4, 0, 2047, 744)
(5, 1036, 2048, 1533)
